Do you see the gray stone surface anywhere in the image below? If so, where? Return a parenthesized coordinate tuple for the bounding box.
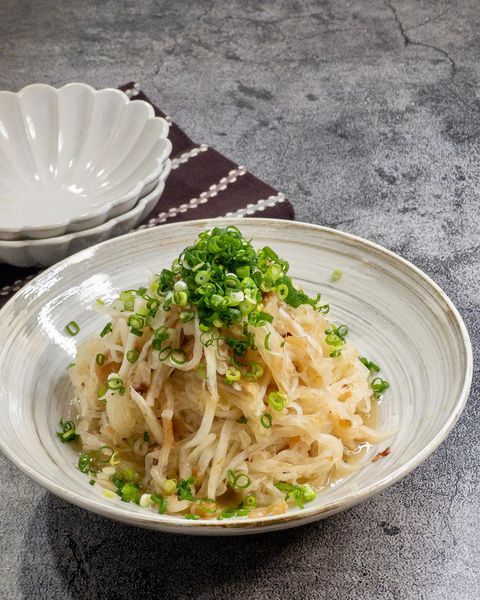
(1, 0, 479, 598)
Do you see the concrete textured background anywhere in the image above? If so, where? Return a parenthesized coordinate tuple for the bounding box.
(1, 0, 479, 598)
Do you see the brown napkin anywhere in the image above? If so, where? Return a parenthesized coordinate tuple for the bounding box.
(0, 82, 294, 309)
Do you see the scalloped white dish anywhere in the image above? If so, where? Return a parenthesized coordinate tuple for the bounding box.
(0, 219, 472, 535)
(0, 160, 170, 267)
(0, 83, 171, 240)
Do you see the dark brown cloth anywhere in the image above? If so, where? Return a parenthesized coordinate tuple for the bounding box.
(0, 82, 294, 308)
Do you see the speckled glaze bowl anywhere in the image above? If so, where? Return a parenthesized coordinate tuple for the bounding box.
(0, 83, 171, 240)
(0, 219, 472, 535)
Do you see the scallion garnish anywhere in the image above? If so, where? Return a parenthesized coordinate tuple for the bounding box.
(264, 332, 271, 350)
(359, 356, 380, 373)
(217, 506, 250, 520)
(243, 362, 264, 382)
(331, 269, 342, 282)
(107, 375, 125, 394)
(274, 481, 316, 509)
(56, 419, 78, 443)
(96, 445, 114, 463)
(151, 492, 167, 514)
(225, 367, 241, 384)
(78, 452, 93, 473)
(244, 494, 257, 508)
(176, 477, 195, 502)
(325, 324, 348, 357)
(143, 431, 150, 442)
(100, 322, 112, 337)
(268, 391, 287, 412)
(97, 384, 107, 398)
(153, 226, 327, 347)
(184, 513, 200, 520)
(95, 353, 106, 366)
(126, 348, 140, 364)
(158, 346, 172, 361)
(227, 469, 251, 489)
(260, 413, 273, 429)
(120, 482, 141, 504)
(65, 321, 80, 336)
(371, 377, 390, 399)
(170, 349, 187, 365)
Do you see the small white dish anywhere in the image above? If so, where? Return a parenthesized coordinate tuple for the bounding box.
(0, 160, 170, 267)
(0, 83, 172, 240)
(0, 219, 472, 535)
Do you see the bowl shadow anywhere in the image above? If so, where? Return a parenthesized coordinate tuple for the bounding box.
(18, 492, 342, 600)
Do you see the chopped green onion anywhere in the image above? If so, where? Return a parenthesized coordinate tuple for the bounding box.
(100, 322, 112, 337)
(184, 513, 200, 520)
(274, 481, 317, 509)
(97, 384, 107, 398)
(217, 506, 250, 520)
(238, 416, 248, 424)
(331, 269, 342, 282)
(151, 492, 167, 513)
(56, 419, 78, 443)
(107, 376, 124, 391)
(89, 479, 95, 486)
(276, 283, 289, 300)
(158, 346, 172, 361)
(173, 291, 188, 306)
(118, 468, 137, 482)
(227, 469, 251, 489)
(180, 311, 195, 323)
(195, 270, 210, 285)
(260, 413, 273, 429)
(162, 479, 177, 495)
(371, 377, 390, 398)
(127, 314, 145, 331)
(120, 482, 141, 504)
(244, 494, 257, 508)
(359, 356, 381, 373)
(143, 431, 150, 442)
(236, 265, 250, 279)
(268, 391, 287, 412)
(65, 321, 80, 336)
(67, 363, 75, 368)
(177, 477, 195, 502)
(225, 367, 241, 384)
(146, 298, 160, 312)
(78, 452, 93, 473)
(264, 332, 271, 350)
(337, 324, 348, 338)
(126, 348, 140, 363)
(170, 348, 187, 365)
(109, 451, 120, 466)
(198, 498, 217, 513)
(96, 445, 114, 463)
(243, 361, 264, 382)
(95, 353, 106, 366)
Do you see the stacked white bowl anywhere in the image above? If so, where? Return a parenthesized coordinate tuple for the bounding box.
(0, 83, 172, 267)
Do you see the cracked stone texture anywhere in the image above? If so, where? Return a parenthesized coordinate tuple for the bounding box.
(1, 0, 479, 598)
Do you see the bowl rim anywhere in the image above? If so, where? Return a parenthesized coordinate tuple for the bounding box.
(0, 82, 171, 239)
(0, 218, 473, 533)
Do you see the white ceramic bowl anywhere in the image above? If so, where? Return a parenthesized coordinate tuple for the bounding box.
(0, 83, 172, 240)
(0, 160, 171, 267)
(0, 219, 472, 535)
